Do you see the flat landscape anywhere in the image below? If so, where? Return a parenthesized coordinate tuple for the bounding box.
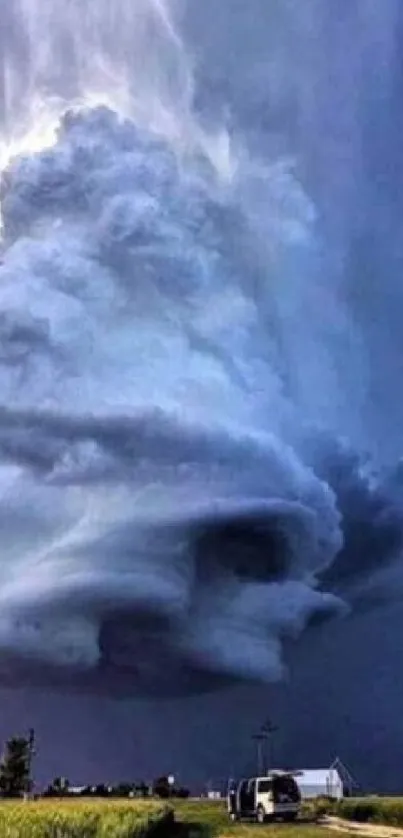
(0, 797, 339, 838)
(1, 796, 403, 837)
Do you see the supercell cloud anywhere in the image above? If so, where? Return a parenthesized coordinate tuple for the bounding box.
(0, 0, 401, 697)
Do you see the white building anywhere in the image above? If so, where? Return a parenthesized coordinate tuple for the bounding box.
(293, 768, 344, 801)
(67, 786, 87, 795)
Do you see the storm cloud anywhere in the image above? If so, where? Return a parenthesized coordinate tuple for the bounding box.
(0, 0, 402, 701)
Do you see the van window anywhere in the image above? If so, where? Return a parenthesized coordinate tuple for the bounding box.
(272, 776, 300, 803)
(257, 780, 272, 793)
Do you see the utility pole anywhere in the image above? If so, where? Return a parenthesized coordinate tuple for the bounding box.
(252, 718, 278, 775)
(261, 719, 278, 773)
(252, 733, 266, 775)
(26, 729, 35, 798)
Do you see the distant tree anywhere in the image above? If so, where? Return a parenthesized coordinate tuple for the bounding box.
(44, 776, 70, 797)
(136, 781, 150, 798)
(0, 737, 31, 797)
(79, 786, 94, 797)
(94, 783, 109, 797)
(111, 782, 134, 797)
(153, 776, 171, 798)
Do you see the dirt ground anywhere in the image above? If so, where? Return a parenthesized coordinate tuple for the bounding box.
(323, 816, 403, 838)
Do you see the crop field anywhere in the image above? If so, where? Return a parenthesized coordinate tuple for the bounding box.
(0, 798, 172, 838)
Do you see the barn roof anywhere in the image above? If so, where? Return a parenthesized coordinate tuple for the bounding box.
(270, 768, 342, 783)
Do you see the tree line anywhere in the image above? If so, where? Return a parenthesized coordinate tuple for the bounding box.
(43, 776, 190, 799)
(0, 733, 190, 799)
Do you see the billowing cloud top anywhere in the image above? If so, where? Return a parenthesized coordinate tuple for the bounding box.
(0, 103, 348, 696)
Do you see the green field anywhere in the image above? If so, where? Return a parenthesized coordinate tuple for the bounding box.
(336, 797, 403, 826)
(302, 795, 403, 827)
(171, 799, 349, 838)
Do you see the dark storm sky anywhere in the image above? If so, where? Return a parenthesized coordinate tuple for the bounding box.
(3, 602, 403, 793)
(0, 0, 403, 794)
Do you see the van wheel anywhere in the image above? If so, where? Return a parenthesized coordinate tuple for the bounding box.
(283, 813, 297, 822)
(256, 806, 266, 824)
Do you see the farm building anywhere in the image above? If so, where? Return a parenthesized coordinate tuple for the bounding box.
(269, 758, 357, 800)
(293, 768, 344, 800)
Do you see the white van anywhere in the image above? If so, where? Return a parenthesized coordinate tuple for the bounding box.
(227, 773, 301, 824)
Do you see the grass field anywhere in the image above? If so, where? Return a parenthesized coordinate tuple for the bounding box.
(171, 798, 350, 838)
(0, 798, 171, 837)
(336, 797, 403, 827)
